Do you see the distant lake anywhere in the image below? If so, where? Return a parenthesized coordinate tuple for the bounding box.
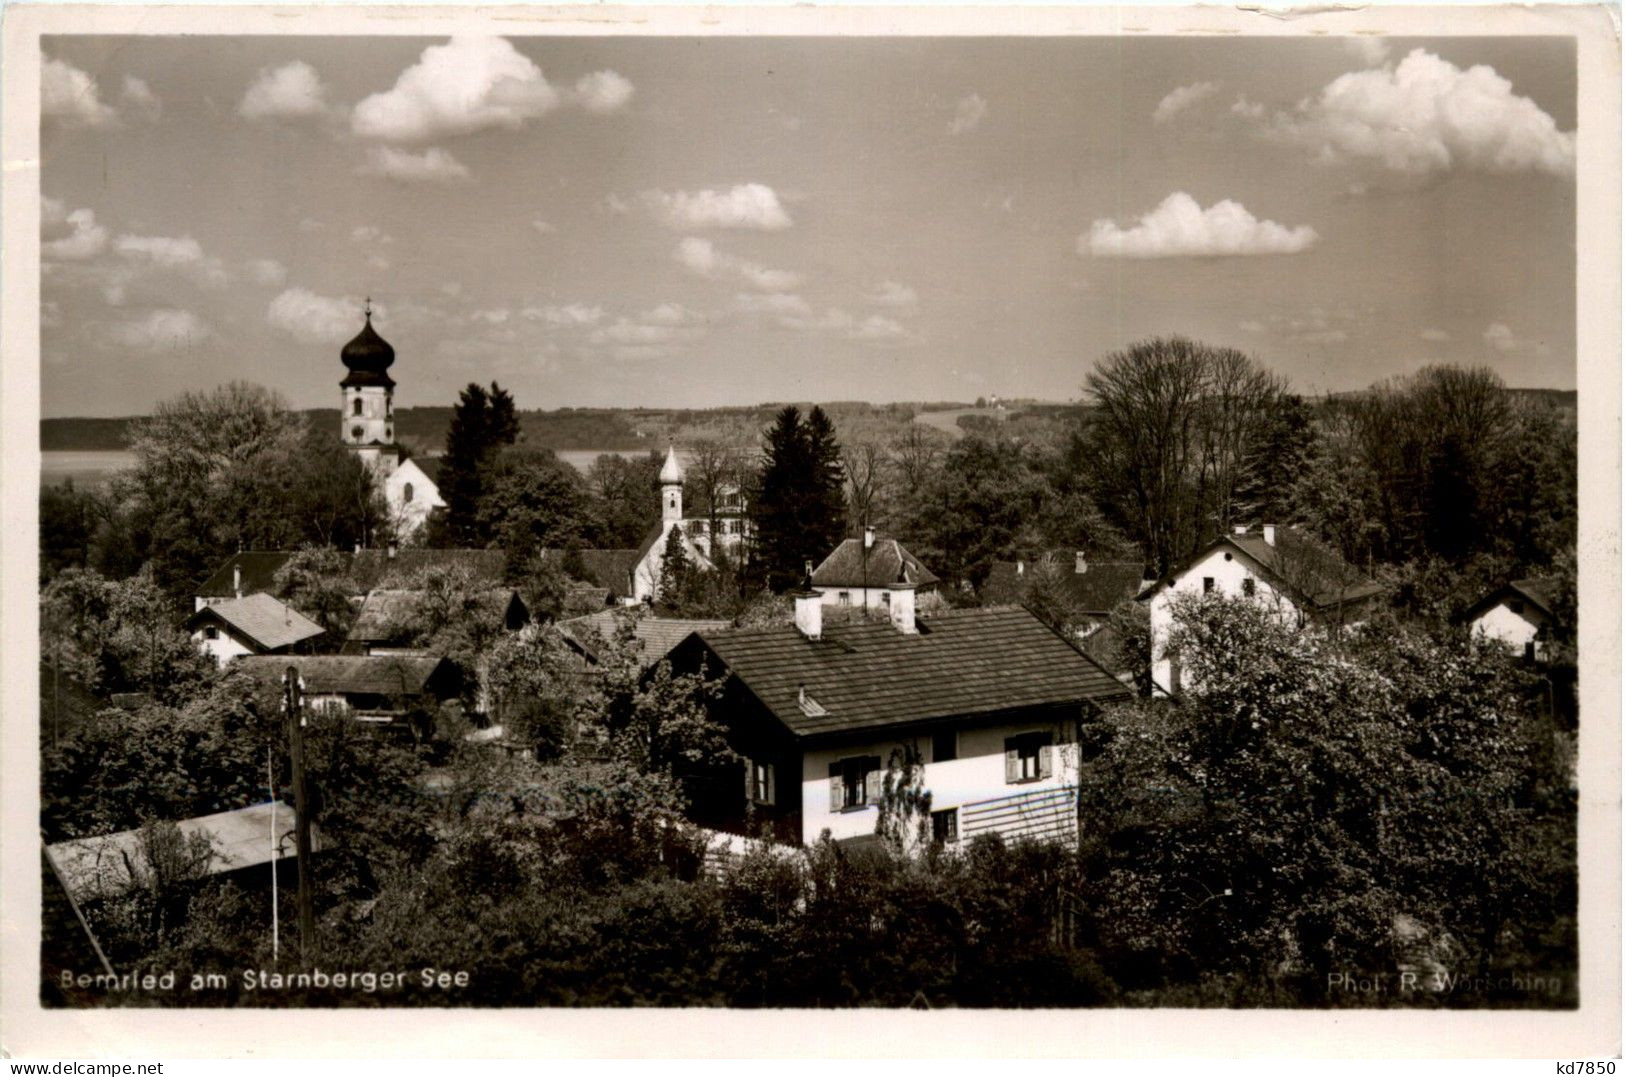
(40, 447, 669, 487)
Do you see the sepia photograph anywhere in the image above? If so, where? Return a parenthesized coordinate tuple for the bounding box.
(3, 2, 1619, 1060)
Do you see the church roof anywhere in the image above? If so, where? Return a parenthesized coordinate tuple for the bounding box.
(659, 445, 685, 485)
(340, 314, 396, 389)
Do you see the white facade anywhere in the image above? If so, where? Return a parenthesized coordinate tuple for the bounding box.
(797, 718, 1081, 847)
(1147, 543, 1300, 696)
(342, 384, 396, 473)
(382, 457, 444, 537)
(813, 583, 904, 610)
(1471, 600, 1549, 659)
(191, 624, 256, 669)
(630, 521, 712, 602)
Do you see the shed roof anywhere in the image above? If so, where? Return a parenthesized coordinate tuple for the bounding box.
(688, 605, 1128, 740)
(45, 801, 317, 904)
(237, 654, 455, 697)
(186, 593, 324, 651)
(811, 536, 939, 589)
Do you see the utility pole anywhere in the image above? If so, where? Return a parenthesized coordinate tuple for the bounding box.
(283, 666, 316, 965)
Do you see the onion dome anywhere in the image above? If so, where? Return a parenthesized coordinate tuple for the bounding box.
(659, 444, 685, 485)
(340, 309, 396, 389)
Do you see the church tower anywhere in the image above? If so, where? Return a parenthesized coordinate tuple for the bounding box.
(660, 444, 684, 524)
(340, 300, 399, 476)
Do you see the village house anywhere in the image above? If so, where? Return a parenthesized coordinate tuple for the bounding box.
(665, 581, 1131, 848)
(557, 608, 729, 670)
(982, 553, 1147, 627)
(342, 587, 529, 656)
(683, 480, 753, 563)
(1465, 576, 1560, 663)
(238, 654, 461, 736)
(184, 592, 324, 668)
(193, 548, 509, 612)
(809, 531, 938, 610)
(1140, 523, 1386, 697)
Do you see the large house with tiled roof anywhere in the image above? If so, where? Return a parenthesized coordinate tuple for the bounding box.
(809, 533, 938, 610)
(1140, 523, 1386, 697)
(665, 585, 1131, 848)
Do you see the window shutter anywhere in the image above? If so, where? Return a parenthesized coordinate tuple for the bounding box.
(1004, 746, 1019, 783)
(864, 764, 883, 806)
(764, 763, 775, 807)
(1039, 743, 1055, 779)
(745, 760, 755, 803)
(829, 762, 843, 811)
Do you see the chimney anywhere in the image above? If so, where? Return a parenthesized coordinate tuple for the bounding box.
(1263, 524, 1277, 547)
(1233, 524, 1248, 535)
(1074, 552, 1088, 575)
(793, 560, 821, 640)
(232, 565, 242, 599)
(1016, 560, 1025, 577)
(387, 544, 397, 560)
(889, 570, 918, 635)
(354, 542, 363, 554)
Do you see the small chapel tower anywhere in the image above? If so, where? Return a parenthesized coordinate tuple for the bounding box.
(660, 444, 684, 524)
(340, 299, 398, 476)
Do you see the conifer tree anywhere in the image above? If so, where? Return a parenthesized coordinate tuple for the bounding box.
(751, 406, 849, 591)
(433, 382, 520, 546)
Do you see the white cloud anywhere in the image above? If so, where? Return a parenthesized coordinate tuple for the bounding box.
(115, 233, 204, 267)
(357, 145, 472, 184)
(870, 280, 918, 308)
(120, 77, 161, 122)
(574, 70, 635, 113)
(366, 254, 391, 271)
(522, 303, 603, 327)
(1344, 37, 1391, 67)
(588, 304, 708, 355)
(297, 217, 324, 234)
(1231, 96, 1266, 121)
(352, 36, 560, 142)
(1153, 81, 1219, 125)
(240, 61, 329, 121)
(267, 287, 375, 342)
(1483, 322, 1518, 352)
(733, 292, 811, 316)
(1265, 48, 1574, 176)
(851, 314, 909, 342)
(779, 305, 912, 344)
(42, 58, 116, 127)
(471, 308, 510, 325)
(948, 93, 988, 135)
(244, 258, 288, 287)
(1420, 327, 1451, 342)
(351, 225, 394, 245)
(642, 303, 706, 327)
(1083, 192, 1318, 258)
(113, 309, 209, 351)
(41, 201, 109, 261)
(674, 237, 801, 292)
(531, 218, 556, 234)
(639, 184, 792, 230)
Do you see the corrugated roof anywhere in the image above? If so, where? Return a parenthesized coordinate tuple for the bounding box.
(46, 801, 317, 904)
(982, 558, 1145, 612)
(559, 609, 729, 667)
(186, 593, 324, 651)
(811, 536, 940, 589)
(237, 654, 453, 697)
(693, 605, 1129, 739)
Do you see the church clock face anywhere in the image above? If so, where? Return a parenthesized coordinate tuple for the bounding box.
(351, 424, 364, 440)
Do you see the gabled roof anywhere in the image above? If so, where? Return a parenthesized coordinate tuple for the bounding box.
(1466, 576, 1560, 621)
(545, 547, 642, 597)
(347, 587, 526, 645)
(46, 801, 317, 904)
(982, 557, 1145, 613)
(237, 654, 456, 698)
(196, 548, 507, 599)
(185, 593, 324, 651)
(811, 536, 939, 589)
(1141, 527, 1384, 611)
(686, 605, 1129, 740)
(559, 609, 729, 668)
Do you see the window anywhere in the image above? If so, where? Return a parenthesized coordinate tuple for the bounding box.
(828, 756, 882, 811)
(403, 482, 414, 503)
(931, 808, 959, 845)
(1004, 732, 1054, 784)
(931, 729, 958, 763)
(352, 398, 363, 416)
(1203, 576, 1216, 594)
(202, 625, 219, 640)
(838, 591, 850, 606)
(749, 760, 775, 806)
(1242, 577, 1256, 597)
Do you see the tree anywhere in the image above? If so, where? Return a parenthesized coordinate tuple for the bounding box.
(658, 525, 695, 608)
(41, 566, 214, 703)
(484, 623, 582, 759)
(272, 546, 360, 642)
(40, 479, 100, 583)
(477, 448, 591, 568)
(842, 439, 888, 532)
(1021, 553, 1085, 638)
(685, 437, 744, 549)
(586, 452, 662, 548)
(433, 382, 520, 546)
(751, 406, 848, 591)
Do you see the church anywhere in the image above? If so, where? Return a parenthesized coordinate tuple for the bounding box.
(339, 305, 443, 537)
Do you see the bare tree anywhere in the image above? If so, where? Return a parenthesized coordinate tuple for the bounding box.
(842, 439, 889, 532)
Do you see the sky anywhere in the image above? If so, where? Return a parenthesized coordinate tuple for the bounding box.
(39, 33, 1577, 417)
